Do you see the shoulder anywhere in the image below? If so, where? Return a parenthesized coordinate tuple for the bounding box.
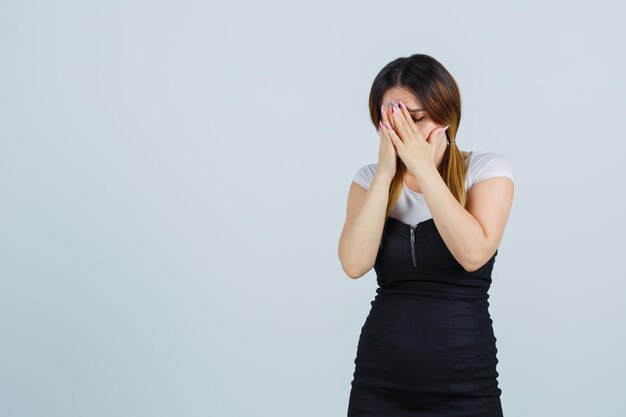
(467, 150, 514, 187)
(351, 163, 378, 190)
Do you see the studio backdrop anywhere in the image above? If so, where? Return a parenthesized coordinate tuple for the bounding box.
(1, 1, 624, 416)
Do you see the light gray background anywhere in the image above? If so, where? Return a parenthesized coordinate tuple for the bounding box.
(1, 1, 625, 416)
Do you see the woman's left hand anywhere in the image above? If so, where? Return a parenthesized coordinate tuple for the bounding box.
(387, 100, 449, 178)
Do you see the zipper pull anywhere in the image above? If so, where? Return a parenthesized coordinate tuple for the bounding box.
(410, 227, 417, 267)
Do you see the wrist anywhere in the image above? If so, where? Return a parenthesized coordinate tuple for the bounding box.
(373, 171, 394, 186)
(413, 163, 439, 188)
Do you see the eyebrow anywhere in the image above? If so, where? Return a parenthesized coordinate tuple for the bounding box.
(407, 107, 425, 112)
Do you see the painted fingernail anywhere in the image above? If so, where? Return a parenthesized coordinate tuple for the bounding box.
(443, 124, 449, 131)
(398, 101, 405, 109)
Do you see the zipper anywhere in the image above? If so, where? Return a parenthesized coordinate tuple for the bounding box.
(409, 226, 417, 267)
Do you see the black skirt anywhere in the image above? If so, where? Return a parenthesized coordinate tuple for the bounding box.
(347, 216, 504, 416)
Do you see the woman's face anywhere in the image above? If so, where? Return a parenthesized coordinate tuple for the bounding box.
(381, 87, 445, 145)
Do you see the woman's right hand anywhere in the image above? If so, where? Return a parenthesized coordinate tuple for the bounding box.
(376, 103, 397, 180)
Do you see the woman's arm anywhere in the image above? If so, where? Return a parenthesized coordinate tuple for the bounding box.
(338, 173, 393, 279)
(417, 164, 514, 272)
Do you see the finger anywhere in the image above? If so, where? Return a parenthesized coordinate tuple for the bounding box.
(398, 101, 419, 133)
(381, 124, 395, 148)
(381, 123, 390, 139)
(384, 100, 398, 131)
(387, 101, 396, 131)
(381, 103, 393, 131)
(426, 125, 449, 142)
(379, 105, 387, 133)
(386, 124, 403, 151)
(379, 116, 393, 133)
(391, 102, 409, 142)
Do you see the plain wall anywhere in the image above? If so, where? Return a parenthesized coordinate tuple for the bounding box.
(1, 0, 625, 416)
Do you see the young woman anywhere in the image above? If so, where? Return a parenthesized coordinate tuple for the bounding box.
(339, 54, 514, 416)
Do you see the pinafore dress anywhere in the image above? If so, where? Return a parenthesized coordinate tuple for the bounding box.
(347, 215, 504, 416)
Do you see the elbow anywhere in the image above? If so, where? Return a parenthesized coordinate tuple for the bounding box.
(462, 261, 481, 273)
(342, 263, 367, 279)
(462, 251, 491, 273)
(339, 256, 370, 279)
(459, 250, 481, 273)
(338, 243, 369, 279)
(460, 240, 493, 273)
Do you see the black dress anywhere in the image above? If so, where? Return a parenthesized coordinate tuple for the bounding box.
(347, 216, 504, 416)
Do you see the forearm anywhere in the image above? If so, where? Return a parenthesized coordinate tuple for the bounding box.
(339, 173, 392, 278)
(417, 165, 487, 270)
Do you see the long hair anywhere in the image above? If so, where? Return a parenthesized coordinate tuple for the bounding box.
(368, 54, 470, 218)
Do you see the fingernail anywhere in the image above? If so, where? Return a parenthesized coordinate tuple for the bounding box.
(398, 101, 405, 109)
(442, 125, 449, 131)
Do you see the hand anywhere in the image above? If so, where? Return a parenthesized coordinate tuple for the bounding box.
(387, 100, 448, 178)
(375, 103, 398, 180)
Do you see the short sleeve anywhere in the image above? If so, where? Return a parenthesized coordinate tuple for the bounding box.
(470, 152, 514, 186)
(352, 163, 377, 190)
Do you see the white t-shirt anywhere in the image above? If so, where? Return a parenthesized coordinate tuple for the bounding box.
(351, 150, 514, 225)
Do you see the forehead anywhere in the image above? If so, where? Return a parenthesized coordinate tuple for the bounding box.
(382, 87, 422, 107)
